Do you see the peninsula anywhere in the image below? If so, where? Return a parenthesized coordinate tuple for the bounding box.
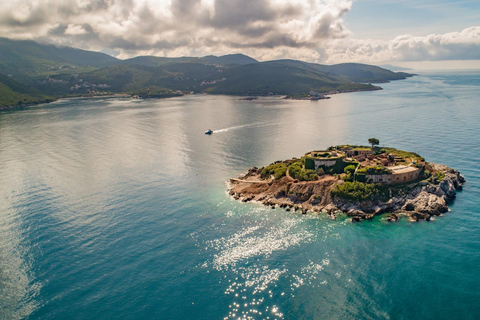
(228, 140, 465, 222)
(0, 38, 413, 109)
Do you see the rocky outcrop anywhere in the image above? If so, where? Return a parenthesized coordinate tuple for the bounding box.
(386, 213, 400, 222)
(228, 162, 465, 223)
(402, 192, 448, 215)
(329, 164, 464, 222)
(400, 165, 463, 221)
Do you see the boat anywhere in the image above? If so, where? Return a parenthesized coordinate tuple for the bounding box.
(205, 129, 213, 135)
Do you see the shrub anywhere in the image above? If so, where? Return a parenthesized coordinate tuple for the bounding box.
(317, 167, 325, 176)
(289, 163, 318, 181)
(260, 163, 287, 180)
(331, 181, 379, 201)
(325, 167, 335, 175)
(344, 165, 357, 175)
(288, 163, 301, 179)
(274, 167, 287, 179)
(431, 172, 445, 184)
(305, 169, 319, 181)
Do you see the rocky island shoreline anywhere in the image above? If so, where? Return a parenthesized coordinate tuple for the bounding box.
(228, 144, 465, 222)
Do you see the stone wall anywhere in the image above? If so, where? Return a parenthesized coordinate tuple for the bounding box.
(365, 167, 422, 184)
(313, 159, 337, 169)
(344, 149, 373, 157)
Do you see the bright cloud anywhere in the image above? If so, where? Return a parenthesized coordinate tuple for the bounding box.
(0, 0, 351, 60)
(326, 26, 480, 64)
(0, 0, 479, 64)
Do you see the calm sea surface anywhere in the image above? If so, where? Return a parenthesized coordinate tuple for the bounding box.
(1, 71, 479, 319)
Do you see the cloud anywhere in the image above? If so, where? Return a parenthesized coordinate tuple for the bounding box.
(64, 24, 88, 35)
(0, 0, 352, 60)
(325, 26, 480, 64)
(1, 0, 478, 64)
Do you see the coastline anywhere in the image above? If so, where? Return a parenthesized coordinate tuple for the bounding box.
(0, 94, 132, 111)
(0, 83, 388, 111)
(285, 85, 383, 100)
(0, 98, 57, 111)
(228, 162, 465, 222)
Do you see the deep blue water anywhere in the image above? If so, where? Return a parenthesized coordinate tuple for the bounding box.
(0, 71, 479, 320)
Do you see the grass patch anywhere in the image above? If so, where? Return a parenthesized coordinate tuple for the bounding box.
(356, 165, 392, 175)
(331, 181, 379, 201)
(380, 147, 424, 162)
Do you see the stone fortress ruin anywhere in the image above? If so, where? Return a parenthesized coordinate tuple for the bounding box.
(304, 145, 424, 184)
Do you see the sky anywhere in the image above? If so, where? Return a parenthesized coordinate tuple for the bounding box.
(1, 0, 480, 69)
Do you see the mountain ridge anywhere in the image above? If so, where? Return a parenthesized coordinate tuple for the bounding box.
(0, 73, 54, 108)
(0, 38, 414, 108)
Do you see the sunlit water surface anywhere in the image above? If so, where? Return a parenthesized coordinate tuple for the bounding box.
(1, 71, 479, 319)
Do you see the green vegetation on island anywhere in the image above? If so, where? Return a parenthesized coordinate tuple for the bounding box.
(355, 165, 392, 175)
(230, 139, 465, 222)
(331, 181, 380, 201)
(288, 162, 319, 181)
(257, 138, 452, 203)
(260, 162, 287, 180)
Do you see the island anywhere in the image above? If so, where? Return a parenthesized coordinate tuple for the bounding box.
(228, 139, 465, 222)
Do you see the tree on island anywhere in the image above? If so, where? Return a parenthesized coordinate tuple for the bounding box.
(368, 138, 380, 149)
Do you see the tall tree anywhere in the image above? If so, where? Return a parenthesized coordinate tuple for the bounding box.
(368, 138, 380, 149)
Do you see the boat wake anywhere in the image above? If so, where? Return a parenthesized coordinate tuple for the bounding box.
(213, 121, 278, 133)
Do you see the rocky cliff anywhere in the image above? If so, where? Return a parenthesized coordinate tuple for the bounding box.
(228, 163, 464, 222)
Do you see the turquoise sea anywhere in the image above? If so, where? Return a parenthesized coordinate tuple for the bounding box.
(0, 71, 479, 319)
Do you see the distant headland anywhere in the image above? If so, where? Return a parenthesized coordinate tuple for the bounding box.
(0, 38, 413, 109)
(228, 139, 465, 222)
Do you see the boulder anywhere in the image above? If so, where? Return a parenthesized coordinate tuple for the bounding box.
(351, 216, 361, 222)
(386, 213, 399, 222)
(347, 209, 365, 216)
(440, 177, 457, 200)
(311, 196, 322, 205)
(424, 184, 437, 194)
(324, 204, 337, 215)
(409, 212, 430, 222)
(435, 188, 445, 198)
(373, 205, 390, 214)
(288, 194, 298, 202)
(363, 213, 375, 220)
(404, 191, 448, 215)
